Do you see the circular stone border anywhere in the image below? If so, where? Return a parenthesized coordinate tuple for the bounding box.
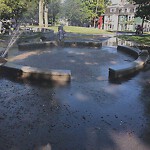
(63, 41, 102, 48)
(109, 45, 149, 79)
(0, 62, 71, 85)
(0, 39, 103, 84)
(18, 41, 58, 50)
(1, 40, 149, 84)
(18, 40, 102, 50)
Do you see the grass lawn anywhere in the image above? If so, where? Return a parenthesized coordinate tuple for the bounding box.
(26, 25, 113, 35)
(118, 34, 150, 46)
(48, 25, 112, 35)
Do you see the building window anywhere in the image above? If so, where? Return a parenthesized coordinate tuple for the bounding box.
(130, 9, 133, 13)
(110, 9, 113, 12)
(128, 16, 131, 20)
(134, 8, 136, 12)
(110, 8, 116, 13)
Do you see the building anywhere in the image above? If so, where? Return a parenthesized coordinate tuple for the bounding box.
(104, 1, 150, 32)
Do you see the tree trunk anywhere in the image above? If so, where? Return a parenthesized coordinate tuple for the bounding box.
(141, 17, 144, 28)
(39, 0, 44, 27)
(44, 2, 48, 28)
(94, 8, 98, 28)
(94, 0, 98, 28)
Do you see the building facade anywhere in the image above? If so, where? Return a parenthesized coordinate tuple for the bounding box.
(104, 2, 150, 32)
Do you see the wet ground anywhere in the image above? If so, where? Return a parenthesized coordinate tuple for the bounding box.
(0, 37, 150, 150)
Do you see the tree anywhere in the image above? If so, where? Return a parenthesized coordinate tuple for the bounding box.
(38, 0, 61, 27)
(39, 0, 44, 27)
(44, 0, 48, 27)
(22, 0, 39, 24)
(48, 0, 61, 25)
(79, 0, 104, 27)
(61, 0, 91, 26)
(62, 0, 110, 27)
(128, 0, 150, 27)
(0, 0, 32, 21)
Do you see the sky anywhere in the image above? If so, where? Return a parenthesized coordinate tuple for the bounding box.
(111, 0, 120, 4)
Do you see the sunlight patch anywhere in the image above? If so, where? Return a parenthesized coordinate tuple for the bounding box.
(75, 92, 89, 101)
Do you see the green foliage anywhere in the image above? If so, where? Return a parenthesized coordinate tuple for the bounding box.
(104, 0, 111, 5)
(0, 0, 111, 25)
(129, 0, 150, 21)
(23, 0, 39, 22)
(118, 34, 150, 46)
(61, 0, 109, 26)
(0, 0, 33, 20)
(83, 0, 105, 17)
(48, 0, 61, 24)
(61, 0, 91, 25)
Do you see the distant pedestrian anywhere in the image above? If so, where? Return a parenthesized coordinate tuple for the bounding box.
(135, 25, 143, 35)
(58, 25, 65, 41)
(0, 21, 2, 34)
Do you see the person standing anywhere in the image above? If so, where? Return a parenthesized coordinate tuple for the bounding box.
(0, 21, 2, 34)
(58, 25, 65, 41)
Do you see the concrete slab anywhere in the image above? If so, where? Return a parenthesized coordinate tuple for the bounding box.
(18, 41, 58, 50)
(0, 62, 71, 83)
(63, 41, 102, 48)
(109, 46, 149, 79)
(117, 45, 140, 59)
(0, 37, 150, 150)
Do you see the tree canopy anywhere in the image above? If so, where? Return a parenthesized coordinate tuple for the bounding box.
(61, 0, 110, 26)
(129, 0, 150, 23)
(48, 0, 61, 24)
(0, 0, 33, 20)
(38, 0, 61, 27)
(0, 0, 61, 25)
(0, 0, 111, 26)
(61, 0, 91, 26)
(23, 0, 39, 23)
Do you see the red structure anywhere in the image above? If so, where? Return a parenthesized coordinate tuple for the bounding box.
(98, 16, 103, 29)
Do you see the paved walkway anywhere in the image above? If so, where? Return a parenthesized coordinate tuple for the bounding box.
(0, 37, 150, 150)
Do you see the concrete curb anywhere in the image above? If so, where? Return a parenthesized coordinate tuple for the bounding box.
(63, 41, 102, 48)
(109, 45, 149, 79)
(18, 40, 102, 50)
(117, 45, 140, 59)
(0, 57, 7, 64)
(0, 62, 71, 84)
(18, 41, 58, 50)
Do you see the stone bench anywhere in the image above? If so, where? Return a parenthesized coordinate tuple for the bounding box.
(18, 41, 58, 50)
(0, 62, 71, 84)
(63, 41, 102, 48)
(117, 45, 140, 59)
(18, 40, 102, 50)
(109, 45, 149, 79)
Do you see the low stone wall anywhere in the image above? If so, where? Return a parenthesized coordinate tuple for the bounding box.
(63, 41, 102, 48)
(0, 57, 7, 64)
(117, 45, 140, 59)
(18, 28, 55, 43)
(0, 62, 71, 84)
(18, 41, 58, 50)
(109, 45, 149, 79)
(18, 40, 102, 50)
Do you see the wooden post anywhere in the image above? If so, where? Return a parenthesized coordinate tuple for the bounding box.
(39, 0, 44, 27)
(44, 1, 48, 28)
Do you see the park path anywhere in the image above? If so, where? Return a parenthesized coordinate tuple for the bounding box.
(0, 36, 150, 150)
